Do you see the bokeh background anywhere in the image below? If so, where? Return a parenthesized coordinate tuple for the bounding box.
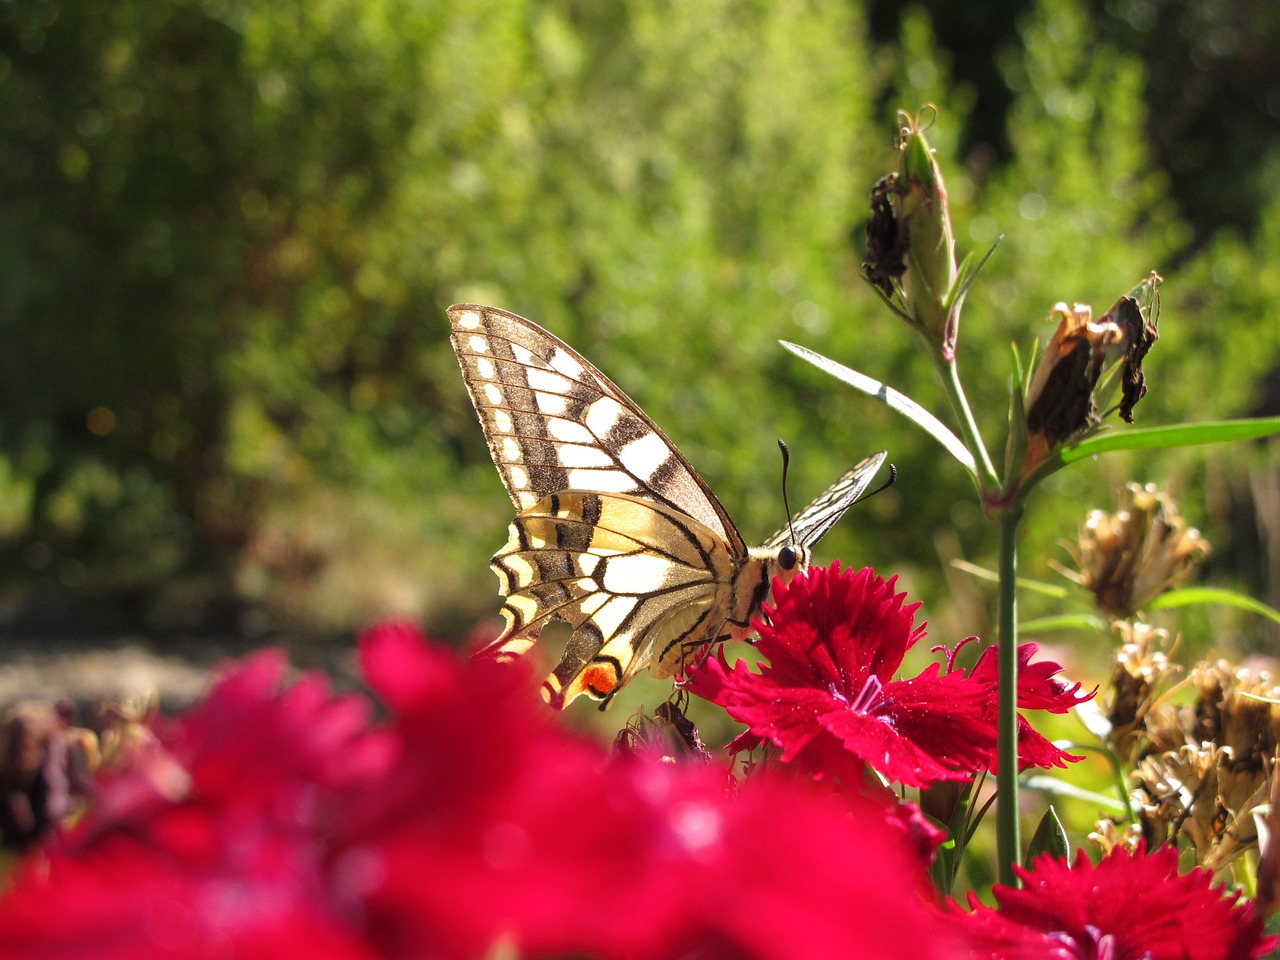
(1, 0, 1277, 684)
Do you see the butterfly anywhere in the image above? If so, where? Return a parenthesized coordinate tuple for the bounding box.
(448, 303, 886, 708)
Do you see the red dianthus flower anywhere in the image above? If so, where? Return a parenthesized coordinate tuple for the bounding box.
(952, 844, 1275, 959)
(686, 563, 1090, 788)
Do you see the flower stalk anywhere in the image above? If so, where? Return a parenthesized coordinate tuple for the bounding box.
(994, 502, 1024, 885)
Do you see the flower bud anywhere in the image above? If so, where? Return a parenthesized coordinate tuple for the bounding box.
(863, 111, 959, 358)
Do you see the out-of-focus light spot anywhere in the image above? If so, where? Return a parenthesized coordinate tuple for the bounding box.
(87, 406, 117, 437)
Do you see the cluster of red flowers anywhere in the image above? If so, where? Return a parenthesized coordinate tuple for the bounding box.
(0, 565, 1269, 960)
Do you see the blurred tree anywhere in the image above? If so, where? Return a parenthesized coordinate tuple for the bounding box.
(0, 0, 1274, 641)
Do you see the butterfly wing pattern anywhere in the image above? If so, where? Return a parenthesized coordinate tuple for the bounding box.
(448, 303, 884, 708)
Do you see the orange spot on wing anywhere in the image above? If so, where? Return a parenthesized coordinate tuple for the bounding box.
(583, 663, 619, 698)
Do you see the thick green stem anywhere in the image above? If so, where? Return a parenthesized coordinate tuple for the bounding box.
(995, 502, 1024, 886)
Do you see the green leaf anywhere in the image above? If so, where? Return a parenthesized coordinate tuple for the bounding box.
(1025, 805, 1070, 864)
(779, 341, 977, 473)
(949, 559, 1069, 598)
(1060, 417, 1280, 463)
(1022, 775, 1129, 814)
(1148, 586, 1280, 625)
(1020, 613, 1110, 634)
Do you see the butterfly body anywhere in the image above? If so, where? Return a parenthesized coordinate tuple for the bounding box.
(448, 303, 883, 707)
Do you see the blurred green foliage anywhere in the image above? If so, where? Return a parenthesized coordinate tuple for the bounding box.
(0, 0, 1276, 651)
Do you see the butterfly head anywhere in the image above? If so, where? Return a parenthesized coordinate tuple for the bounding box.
(773, 542, 811, 584)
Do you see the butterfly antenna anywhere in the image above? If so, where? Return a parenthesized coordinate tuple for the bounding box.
(777, 439, 798, 545)
(859, 463, 898, 503)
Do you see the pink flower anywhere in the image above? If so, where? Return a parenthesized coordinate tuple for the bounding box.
(349, 622, 958, 960)
(952, 845, 1276, 959)
(686, 563, 1090, 788)
(0, 650, 390, 960)
(0, 622, 966, 959)
(959, 641, 1092, 771)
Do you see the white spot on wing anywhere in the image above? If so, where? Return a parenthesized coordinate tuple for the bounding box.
(526, 367, 573, 394)
(547, 418, 594, 444)
(579, 593, 608, 616)
(619, 432, 673, 482)
(456, 310, 481, 330)
(536, 392, 568, 416)
(494, 410, 514, 433)
(558, 444, 614, 468)
(547, 348, 586, 381)
(503, 554, 535, 583)
(602, 553, 676, 593)
(483, 383, 503, 405)
(509, 465, 530, 488)
(584, 397, 625, 438)
(476, 357, 496, 379)
(501, 437, 522, 462)
(567, 467, 636, 492)
(468, 335, 488, 352)
(506, 594, 539, 621)
(590, 595, 638, 637)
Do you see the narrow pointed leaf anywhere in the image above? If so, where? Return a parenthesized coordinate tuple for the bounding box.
(1025, 806, 1070, 864)
(1060, 417, 1280, 463)
(1020, 613, 1110, 634)
(949, 559, 1070, 598)
(1022, 775, 1128, 814)
(1148, 586, 1280, 624)
(780, 341, 976, 473)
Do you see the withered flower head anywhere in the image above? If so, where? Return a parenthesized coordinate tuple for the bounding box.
(1088, 817, 1143, 857)
(1020, 273, 1162, 482)
(1112, 284, 1160, 422)
(1189, 660, 1280, 772)
(1254, 770, 1280, 914)
(1132, 741, 1274, 876)
(1065, 483, 1211, 617)
(1121, 659, 1280, 875)
(1022, 302, 1123, 471)
(1104, 620, 1180, 764)
(862, 108, 959, 359)
(864, 174, 908, 296)
(613, 694, 711, 764)
(0, 701, 97, 849)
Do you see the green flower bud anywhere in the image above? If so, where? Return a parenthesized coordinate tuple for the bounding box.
(863, 111, 960, 359)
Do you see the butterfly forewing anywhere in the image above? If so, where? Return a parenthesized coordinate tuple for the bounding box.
(762, 451, 887, 550)
(448, 304, 742, 550)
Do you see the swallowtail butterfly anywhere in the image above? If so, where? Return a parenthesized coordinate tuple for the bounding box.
(449, 304, 885, 708)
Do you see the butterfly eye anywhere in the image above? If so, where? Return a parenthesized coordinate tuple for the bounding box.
(778, 545, 800, 571)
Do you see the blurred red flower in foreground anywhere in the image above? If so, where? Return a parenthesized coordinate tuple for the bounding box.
(952, 844, 1275, 959)
(0, 622, 959, 960)
(685, 563, 1091, 788)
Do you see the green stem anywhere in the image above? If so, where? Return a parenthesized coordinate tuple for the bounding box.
(931, 351, 1000, 491)
(995, 502, 1024, 886)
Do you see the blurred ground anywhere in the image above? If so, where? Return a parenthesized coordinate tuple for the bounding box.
(0, 629, 362, 712)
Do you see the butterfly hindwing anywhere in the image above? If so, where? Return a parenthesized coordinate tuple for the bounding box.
(490, 491, 762, 707)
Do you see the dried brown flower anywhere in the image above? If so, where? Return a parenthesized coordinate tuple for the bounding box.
(1104, 621, 1180, 764)
(1022, 302, 1124, 471)
(1065, 483, 1210, 617)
